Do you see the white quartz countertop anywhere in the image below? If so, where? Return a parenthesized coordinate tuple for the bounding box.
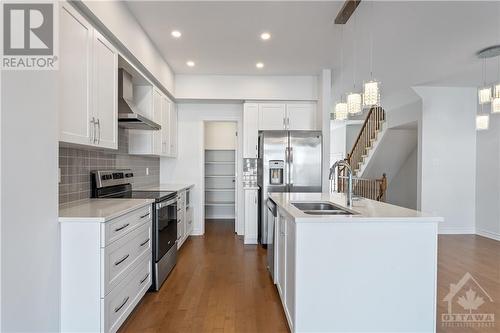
(269, 192, 443, 223)
(134, 183, 194, 192)
(59, 198, 154, 223)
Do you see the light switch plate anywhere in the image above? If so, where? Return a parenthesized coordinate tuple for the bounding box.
(146, 167, 149, 176)
(58, 168, 61, 183)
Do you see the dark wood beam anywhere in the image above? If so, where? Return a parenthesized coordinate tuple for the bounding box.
(334, 0, 362, 24)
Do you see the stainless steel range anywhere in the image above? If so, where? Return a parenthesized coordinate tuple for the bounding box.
(91, 169, 177, 291)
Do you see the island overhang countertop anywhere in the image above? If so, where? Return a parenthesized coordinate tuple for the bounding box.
(269, 192, 443, 223)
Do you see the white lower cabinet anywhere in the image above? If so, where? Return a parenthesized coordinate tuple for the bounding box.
(275, 210, 296, 331)
(244, 189, 258, 244)
(177, 188, 192, 249)
(60, 204, 152, 333)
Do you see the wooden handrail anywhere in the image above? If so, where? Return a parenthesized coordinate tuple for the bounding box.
(336, 173, 387, 202)
(347, 106, 385, 173)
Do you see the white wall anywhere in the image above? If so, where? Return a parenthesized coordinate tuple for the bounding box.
(204, 122, 237, 150)
(319, 70, 332, 191)
(414, 87, 476, 234)
(330, 121, 346, 167)
(345, 123, 362, 153)
(78, 1, 175, 95)
(475, 115, 500, 240)
(160, 103, 244, 235)
(387, 147, 418, 210)
(175, 75, 318, 101)
(1, 72, 60, 331)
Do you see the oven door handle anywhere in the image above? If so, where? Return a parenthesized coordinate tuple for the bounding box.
(156, 198, 177, 210)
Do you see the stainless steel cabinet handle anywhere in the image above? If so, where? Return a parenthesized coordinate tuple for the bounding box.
(139, 273, 150, 285)
(114, 254, 129, 266)
(114, 296, 129, 313)
(90, 117, 95, 143)
(139, 238, 150, 247)
(96, 118, 101, 144)
(140, 213, 150, 219)
(114, 223, 129, 232)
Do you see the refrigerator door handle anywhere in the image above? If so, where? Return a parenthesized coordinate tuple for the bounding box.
(284, 147, 290, 190)
(289, 147, 294, 186)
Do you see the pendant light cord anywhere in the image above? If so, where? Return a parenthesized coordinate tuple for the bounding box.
(369, 0, 374, 79)
(353, 8, 357, 90)
(340, 26, 344, 101)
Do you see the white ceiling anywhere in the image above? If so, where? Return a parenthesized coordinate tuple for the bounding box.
(126, 1, 500, 90)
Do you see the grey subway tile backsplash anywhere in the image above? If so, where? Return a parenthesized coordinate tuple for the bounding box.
(59, 128, 160, 204)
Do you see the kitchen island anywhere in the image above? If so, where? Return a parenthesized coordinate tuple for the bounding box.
(269, 192, 442, 333)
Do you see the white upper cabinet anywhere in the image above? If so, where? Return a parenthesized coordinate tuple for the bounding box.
(286, 102, 317, 130)
(256, 102, 317, 131)
(168, 102, 178, 157)
(59, 2, 118, 149)
(92, 30, 118, 149)
(128, 88, 177, 158)
(59, 2, 93, 146)
(152, 88, 163, 155)
(258, 103, 287, 130)
(243, 103, 259, 158)
(161, 95, 171, 156)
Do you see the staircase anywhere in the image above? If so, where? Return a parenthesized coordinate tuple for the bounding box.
(336, 106, 388, 201)
(347, 106, 386, 176)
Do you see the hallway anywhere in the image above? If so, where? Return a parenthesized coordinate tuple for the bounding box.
(118, 220, 288, 333)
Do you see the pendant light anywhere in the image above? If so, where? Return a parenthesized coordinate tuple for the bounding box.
(347, 10, 362, 115)
(476, 114, 490, 130)
(493, 83, 500, 113)
(363, 1, 381, 108)
(335, 26, 348, 120)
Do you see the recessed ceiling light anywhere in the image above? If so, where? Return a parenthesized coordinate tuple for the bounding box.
(260, 32, 271, 41)
(256, 62, 264, 69)
(186, 60, 195, 67)
(171, 30, 182, 38)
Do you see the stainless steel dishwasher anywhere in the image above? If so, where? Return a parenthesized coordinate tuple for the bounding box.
(266, 198, 277, 281)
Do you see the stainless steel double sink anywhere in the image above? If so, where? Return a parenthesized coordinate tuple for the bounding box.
(291, 202, 354, 215)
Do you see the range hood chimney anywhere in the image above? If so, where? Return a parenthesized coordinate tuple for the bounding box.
(118, 68, 161, 131)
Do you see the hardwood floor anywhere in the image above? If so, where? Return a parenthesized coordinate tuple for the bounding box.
(437, 235, 499, 333)
(118, 220, 289, 333)
(119, 223, 500, 333)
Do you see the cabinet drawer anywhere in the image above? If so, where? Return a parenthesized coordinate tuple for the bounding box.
(101, 222, 151, 296)
(101, 205, 151, 247)
(102, 255, 151, 333)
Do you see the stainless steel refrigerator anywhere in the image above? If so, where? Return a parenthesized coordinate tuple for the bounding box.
(258, 130, 322, 244)
(258, 131, 322, 280)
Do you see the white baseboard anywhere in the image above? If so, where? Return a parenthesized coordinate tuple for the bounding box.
(244, 237, 258, 245)
(476, 229, 500, 241)
(190, 228, 203, 236)
(438, 226, 475, 234)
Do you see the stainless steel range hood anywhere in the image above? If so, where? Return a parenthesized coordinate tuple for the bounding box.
(118, 68, 161, 131)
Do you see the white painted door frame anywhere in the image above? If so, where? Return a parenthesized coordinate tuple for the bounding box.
(201, 119, 244, 236)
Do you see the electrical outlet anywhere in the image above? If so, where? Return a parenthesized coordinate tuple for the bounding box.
(146, 167, 149, 176)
